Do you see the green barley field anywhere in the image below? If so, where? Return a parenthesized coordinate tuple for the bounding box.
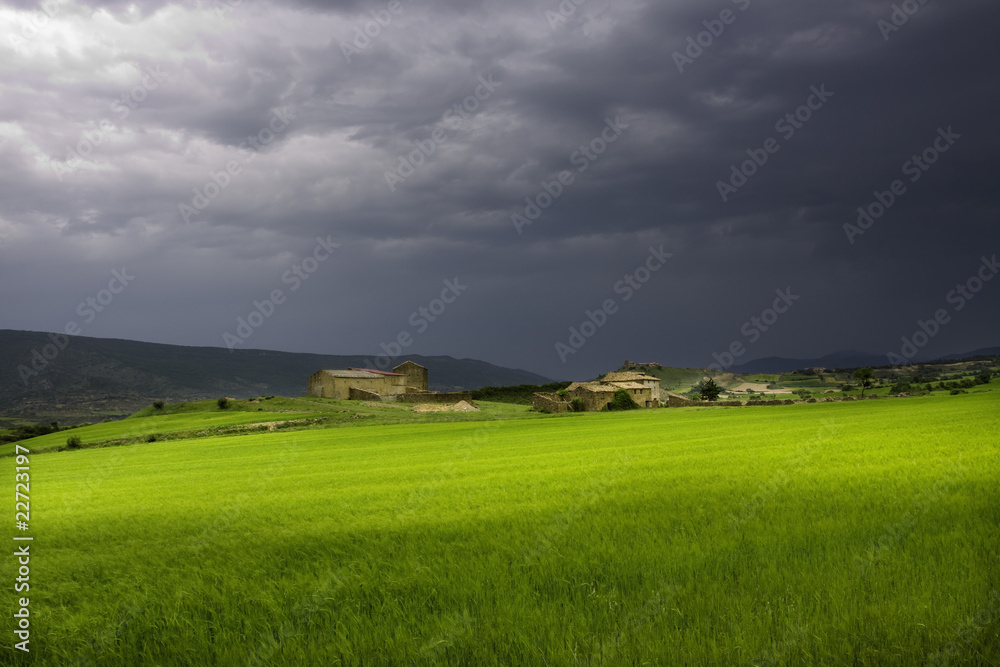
(4, 393, 999, 665)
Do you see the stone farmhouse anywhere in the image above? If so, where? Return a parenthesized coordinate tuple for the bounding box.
(533, 371, 662, 413)
(308, 361, 427, 400)
(307, 361, 471, 403)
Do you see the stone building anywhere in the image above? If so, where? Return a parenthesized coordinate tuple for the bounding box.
(532, 370, 661, 412)
(565, 382, 620, 412)
(307, 362, 427, 400)
(600, 371, 661, 406)
(392, 360, 428, 392)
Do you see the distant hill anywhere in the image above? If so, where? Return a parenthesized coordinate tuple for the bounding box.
(730, 348, 1000, 374)
(938, 347, 1000, 361)
(0, 330, 552, 421)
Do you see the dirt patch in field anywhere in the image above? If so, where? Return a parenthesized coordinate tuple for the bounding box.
(730, 382, 783, 394)
(359, 401, 411, 409)
(412, 401, 481, 413)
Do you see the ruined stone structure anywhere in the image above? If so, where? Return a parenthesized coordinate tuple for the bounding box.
(532, 392, 571, 413)
(308, 362, 428, 401)
(621, 360, 663, 372)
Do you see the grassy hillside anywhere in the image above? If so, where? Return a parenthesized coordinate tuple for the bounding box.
(0, 396, 546, 456)
(5, 392, 998, 664)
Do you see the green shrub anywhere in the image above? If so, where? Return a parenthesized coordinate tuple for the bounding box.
(570, 397, 584, 412)
(607, 389, 640, 411)
(146, 434, 158, 443)
(152, 401, 165, 410)
(66, 436, 82, 449)
(217, 398, 230, 410)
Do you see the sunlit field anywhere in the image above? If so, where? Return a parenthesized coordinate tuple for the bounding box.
(6, 393, 998, 665)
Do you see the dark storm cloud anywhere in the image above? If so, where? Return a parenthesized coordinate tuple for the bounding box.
(0, 0, 997, 380)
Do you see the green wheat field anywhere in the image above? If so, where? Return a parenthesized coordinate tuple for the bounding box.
(4, 393, 998, 665)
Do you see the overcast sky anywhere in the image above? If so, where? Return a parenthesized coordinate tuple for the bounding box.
(1, 0, 998, 380)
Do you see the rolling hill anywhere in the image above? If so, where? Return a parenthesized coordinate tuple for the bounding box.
(730, 347, 1000, 374)
(0, 330, 552, 420)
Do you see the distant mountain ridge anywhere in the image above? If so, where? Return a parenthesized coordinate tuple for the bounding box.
(0, 330, 552, 420)
(730, 347, 1000, 374)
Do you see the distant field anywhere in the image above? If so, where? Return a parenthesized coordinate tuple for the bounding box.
(0, 397, 544, 456)
(4, 393, 998, 665)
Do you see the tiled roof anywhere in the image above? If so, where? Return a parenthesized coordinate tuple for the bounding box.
(568, 381, 616, 393)
(607, 381, 647, 390)
(319, 370, 382, 379)
(602, 371, 660, 382)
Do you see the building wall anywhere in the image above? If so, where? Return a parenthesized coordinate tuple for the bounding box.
(631, 386, 654, 407)
(394, 362, 428, 391)
(307, 372, 335, 398)
(644, 380, 661, 405)
(570, 387, 617, 412)
(308, 373, 405, 400)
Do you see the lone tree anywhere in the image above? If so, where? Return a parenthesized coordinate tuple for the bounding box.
(854, 367, 874, 398)
(699, 378, 722, 402)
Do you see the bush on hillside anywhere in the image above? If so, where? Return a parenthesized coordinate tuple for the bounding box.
(217, 398, 230, 410)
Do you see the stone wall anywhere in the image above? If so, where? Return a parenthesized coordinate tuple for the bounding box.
(348, 387, 382, 402)
(666, 393, 699, 407)
(532, 392, 570, 413)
